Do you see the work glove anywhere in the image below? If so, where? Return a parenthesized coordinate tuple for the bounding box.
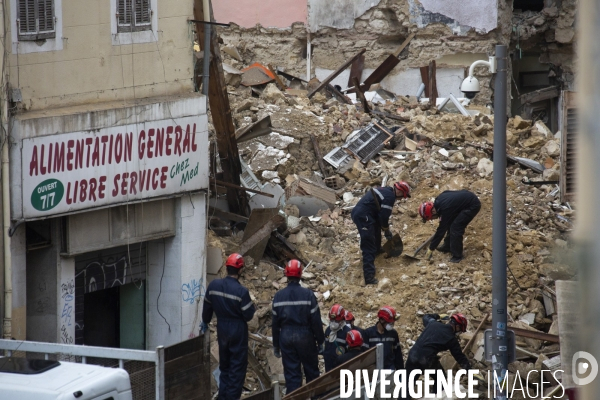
(425, 249, 433, 260)
(273, 347, 281, 358)
(384, 229, 393, 241)
(199, 321, 208, 334)
(318, 343, 325, 355)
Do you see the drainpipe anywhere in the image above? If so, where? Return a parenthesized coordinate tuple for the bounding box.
(306, 32, 312, 82)
(201, 0, 211, 95)
(2, 116, 11, 340)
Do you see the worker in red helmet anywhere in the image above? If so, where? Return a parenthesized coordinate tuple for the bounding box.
(201, 253, 256, 400)
(364, 306, 404, 370)
(419, 190, 481, 263)
(334, 330, 366, 368)
(344, 310, 368, 350)
(351, 181, 411, 285)
(405, 313, 471, 394)
(323, 304, 351, 372)
(271, 260, 325, 393)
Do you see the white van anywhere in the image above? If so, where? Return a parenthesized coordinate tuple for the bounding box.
(0, 357, 133, 400)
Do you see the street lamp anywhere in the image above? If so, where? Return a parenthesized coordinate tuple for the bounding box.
(462, 46, 508, 400)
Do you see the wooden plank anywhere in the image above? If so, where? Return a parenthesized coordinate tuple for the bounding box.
(210, 178, 275, 198)
(359, 55, 400, 92)
(308, 48, 367, 98)
(429, 60, 438, 102)
(392, 32, 416, 57)
(239, 214, 285, 256)
(520, 86, 560, 104)
(420, 66, 430, 98)
(347, 54, 365, 88)
(242, 208, 281, 262)
(353, 76, 370, 113)
(208, 206, 249, 223)
(194, 0, 248, 216)
(326, 84, 353, 104)
(472, 320, 560, 343)
(309, 134, 328, 178)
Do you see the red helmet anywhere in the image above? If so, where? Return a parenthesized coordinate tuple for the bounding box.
(394, 181, 411, 198)
(226, 253, 244, 269)
(377, 306, 399, 324)
(329, 304, 345, 322)
(284, 259, 303, 278)
(451, 313, 468, 332)
(344, 310, 355, 322)
(419, 202, 434, 221)
(346, 330, 363, 348)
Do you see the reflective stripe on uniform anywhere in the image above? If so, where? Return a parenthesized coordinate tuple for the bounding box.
(273, 301, 312, 307)
(373, 188, 384, 200)
(241, 301, 254, 311)
(382, 205, 393, 210)
(310, 305, 319, 314)
(369, 337, 396, 342)
(209, 291, 242, 302)
(336, 338, 347, 344)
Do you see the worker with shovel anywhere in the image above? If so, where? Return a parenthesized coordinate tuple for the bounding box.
(351, 181, 411, 285)
(419, 189, 481, 263)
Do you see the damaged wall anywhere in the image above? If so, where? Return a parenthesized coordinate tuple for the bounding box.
(214, 0, 307, 28)
(409, 0, 498, 34)
(307, 0, 383, 31)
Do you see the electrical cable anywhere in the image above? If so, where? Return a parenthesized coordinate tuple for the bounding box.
(157, 238, 171, 332)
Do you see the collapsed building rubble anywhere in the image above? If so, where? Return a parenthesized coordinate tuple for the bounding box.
(203, 67, 575, 398)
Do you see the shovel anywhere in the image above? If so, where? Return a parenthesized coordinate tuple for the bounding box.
(382, 234, 403, 258)
(403, 233, 435, 260)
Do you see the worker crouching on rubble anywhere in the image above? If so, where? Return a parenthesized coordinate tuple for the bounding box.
(405, 313, 471, 396)
(201, 253, 256, 400)
(334, 330, 366, 368)
(419, 189, 481, 263)
(271, 260, 325, 394)
(364, 306, 405, 371)
(324, 304, 351, 372)
(351, 181, 411, 285)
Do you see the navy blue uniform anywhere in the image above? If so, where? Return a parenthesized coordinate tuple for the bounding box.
(334, 347, 365, 368)
(272, 281, 325, 393)
(202, 276, 255, 400)
(351, 187, 396, 281)
(323, 324, 351, 372)
(364, 325, 404, 370)
(429, 190, 481, 259)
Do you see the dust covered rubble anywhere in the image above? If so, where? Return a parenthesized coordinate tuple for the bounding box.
(206, 82, 574, 398)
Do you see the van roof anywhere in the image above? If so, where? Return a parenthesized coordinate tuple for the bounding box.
(0, 358, 131, 399)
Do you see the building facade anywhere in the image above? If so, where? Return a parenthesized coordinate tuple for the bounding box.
(1, 0, 208, 350)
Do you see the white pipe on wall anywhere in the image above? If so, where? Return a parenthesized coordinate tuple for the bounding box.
(2, 119, 11, 340)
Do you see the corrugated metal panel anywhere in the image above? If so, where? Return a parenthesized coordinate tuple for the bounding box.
(560, 91, 577, 203)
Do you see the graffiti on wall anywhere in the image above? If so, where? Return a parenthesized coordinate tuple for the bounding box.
(60, 278, 75, 344)
(182, 278, 205, 304)
(75, 256, 130, 294)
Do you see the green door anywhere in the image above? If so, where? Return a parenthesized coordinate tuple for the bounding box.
(120, 282, 146, 350)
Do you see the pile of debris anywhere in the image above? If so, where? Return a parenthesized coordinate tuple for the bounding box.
(204, 54, 574, 398)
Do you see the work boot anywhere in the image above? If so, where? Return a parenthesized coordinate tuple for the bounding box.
(437, 243, 451, 253)
(449, 255, 463, 263)
(365, 277, 379, 285)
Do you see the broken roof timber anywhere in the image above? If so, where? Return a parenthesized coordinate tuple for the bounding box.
(308, 48, 367, 98)
(520, 86, 560, 104)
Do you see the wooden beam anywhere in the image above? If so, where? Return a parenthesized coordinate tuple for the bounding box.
(347, 54, 365, 88)
(208, 206, 249, 223)
(194, 0, 249, 216)
(309, 134, 328, 178)
(429, 60, 438, 102)
(452, 313, 489, 370)
(520, 86, 560, 104)
(308, 48, 367, 98)
(239, 215, 285, 256)
(392, 32, 416, 57)
(420, 66, 430, 98)
(325, 84, 353, 104)
(209, 178, 275, 198)
(472, 319, 560, 343)
(352, 76, 370, 113)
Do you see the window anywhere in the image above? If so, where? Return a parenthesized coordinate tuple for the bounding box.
(117, 0, 151, 32)
(17, 0, 55, 41)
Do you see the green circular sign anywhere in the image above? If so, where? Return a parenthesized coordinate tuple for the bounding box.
(31, 179, 64, 212)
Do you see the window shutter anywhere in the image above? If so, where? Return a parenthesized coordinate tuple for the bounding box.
(560, 91, 577, 203)
(18, 0, 37, 34)
(37, 0, 54, 32)
(118, 0, 132, 27)
(134, 0, 151, 26)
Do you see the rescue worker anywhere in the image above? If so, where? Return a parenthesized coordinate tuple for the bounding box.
(271, 260, 325, 394)
(201, 253, 256, 400)
(351, 181, 412, 285)
(345, 310, 368, 350)
(334, 330, 366, 368)
(364, 306, 404, 370)
(323, 304, 351, 372)
(405, 313, 471, 394)
(419, 189, 481, 263)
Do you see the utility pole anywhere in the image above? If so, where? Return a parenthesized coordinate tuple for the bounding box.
(491, 44, 508, 400)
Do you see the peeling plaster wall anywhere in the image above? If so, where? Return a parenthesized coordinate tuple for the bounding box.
(308, 0, 383, 31)
(214, 0, 307, 29)
(409, 0, 498, 34)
